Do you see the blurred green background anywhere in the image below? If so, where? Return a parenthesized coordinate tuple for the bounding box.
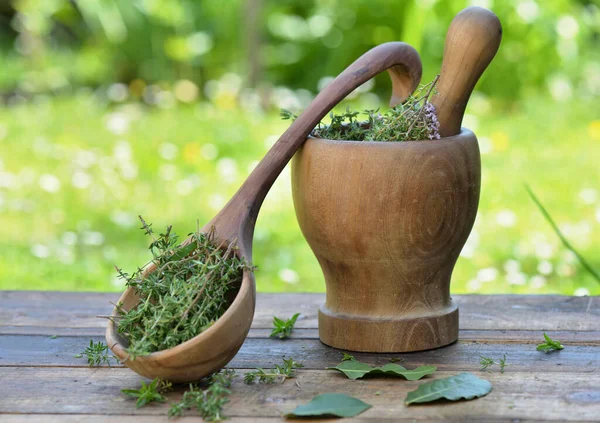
(0, 0, 598, 295)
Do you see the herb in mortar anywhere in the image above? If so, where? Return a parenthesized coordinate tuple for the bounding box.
(244, 357, 303, 384)
(270, 313, 300, 339)
(169, 369, 235, 420)
(75, 340, 118, 367)
(282, 76, 440, 142)
(112, 217, 250, 359)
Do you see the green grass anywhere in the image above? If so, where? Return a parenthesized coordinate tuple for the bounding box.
(0, 92, 598, 295)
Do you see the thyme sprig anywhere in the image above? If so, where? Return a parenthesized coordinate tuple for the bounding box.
(282, 76, 441, 142)
(270, 313, 300, 339)
(479, 354, 508, 373)
(74, 340, 118, 367)
(121, 378, 172, 409)
(537, 332, 564, 353)
(168, 369, 235, 421)
(112, 217, 250, 359)
(244, 357, 303, 384)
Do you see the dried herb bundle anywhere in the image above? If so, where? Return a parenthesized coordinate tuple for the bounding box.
(281, 76, 440, 142)
(113, 217, 249, 359)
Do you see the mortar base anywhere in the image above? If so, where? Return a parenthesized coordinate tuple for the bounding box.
(318, 302, 458, 352)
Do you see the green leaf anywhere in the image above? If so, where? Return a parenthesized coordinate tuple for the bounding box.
(341, 352, 355, 361)
(169, 241, 197, 262)
(120, 389, 140, 396)
(536, 332, 564, 354)
(404, 373, 492, 405)
(286, 393, 371, 418)
(327, 359, 436, 380)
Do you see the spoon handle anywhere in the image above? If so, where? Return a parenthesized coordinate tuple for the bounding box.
(432, 7, 502, 138)
(209, 42, 422, 248)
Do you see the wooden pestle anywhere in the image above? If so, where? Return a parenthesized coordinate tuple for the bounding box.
(432, 7, 502, 138)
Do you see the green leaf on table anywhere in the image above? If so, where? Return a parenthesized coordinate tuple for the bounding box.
(286, 393, 371, 418)
(327, 359, 436, 380)
(270, 313, 300, 339)
(121, 378, 170, 409)
(404, 373, 492, 405)
(341, 352, 355, 361)
(537, 332, 564, 353)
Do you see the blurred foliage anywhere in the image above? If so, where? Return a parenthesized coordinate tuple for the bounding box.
(0, 0, 599, 294)
(0, 92, 598, 295)
(0, 0, 598, 104)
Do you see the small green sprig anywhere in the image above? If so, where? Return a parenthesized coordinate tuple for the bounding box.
(74, 340, 117, 367)
(169, 369, 235, 421)
(270, 313, 300, 339)
(244, 357, 303, 384)
(537, 332, 564, 353)
(341, 352, 355, 361)
(479, 354, 508, 373)
(121, 378, 171, 409)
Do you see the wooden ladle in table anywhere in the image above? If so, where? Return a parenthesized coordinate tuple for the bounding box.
(106, 42, 423, 383)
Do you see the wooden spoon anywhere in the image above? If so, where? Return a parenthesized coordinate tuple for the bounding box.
(106, 42, 423, 383)
(432, 6, 502, 137)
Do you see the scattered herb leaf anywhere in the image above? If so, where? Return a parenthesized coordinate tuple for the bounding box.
(49, 335, 58, 339)
(389, 357, 405, 363)
(499, 354, 508, 373)
(404, 373, 492, 405)
(169, 369, 235, 420)
(328, 359, 436, 381)
(121, 378, 171, 409)
(479, 356, 495, 371)
(270, 313, 300, 339)
(244, 357, 303, 384)
(341, 352, 355, 361)
(479, 354, 508, 373)
(286, 393, 371, 418)
(537, 332, 564, 353)
(75, 340, 117, 366)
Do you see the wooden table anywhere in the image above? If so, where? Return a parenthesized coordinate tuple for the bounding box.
(0, 292, 598, 422)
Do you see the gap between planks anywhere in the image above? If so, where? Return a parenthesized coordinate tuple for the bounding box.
(2, 327, 599, 345)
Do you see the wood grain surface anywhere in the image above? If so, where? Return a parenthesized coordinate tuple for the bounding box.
(0, 291, 598, 422)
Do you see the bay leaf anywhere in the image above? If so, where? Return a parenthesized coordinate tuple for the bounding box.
(286, 393, 371, 418)
(404, 372, 492, 405)
(327, 359, 436, 380)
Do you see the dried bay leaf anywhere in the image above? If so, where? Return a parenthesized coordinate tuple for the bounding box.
(405, 373, 492, 405)
(286, 393, 371, 418)
(327, 359, 436, 380)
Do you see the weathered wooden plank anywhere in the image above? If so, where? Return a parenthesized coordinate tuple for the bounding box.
(1, 292, 597, 332)
(0, 368, 598, 421)
(1, 335, 597, 373)
(0, 418, 275, 423)
(0, 417, 593, 423)
(2, 325, 599, 346)
(2, 417, 591, 423)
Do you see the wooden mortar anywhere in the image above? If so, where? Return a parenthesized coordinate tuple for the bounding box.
(291, 5, 500, 353)
(291, 130, 480, 352)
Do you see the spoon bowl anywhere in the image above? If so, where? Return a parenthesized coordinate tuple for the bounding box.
(106, 41, 423, 383)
